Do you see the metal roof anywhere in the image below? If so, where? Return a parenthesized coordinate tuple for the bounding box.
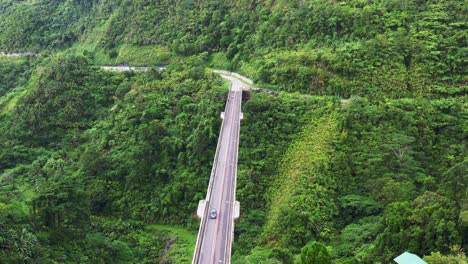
(394, 252, 427, 264)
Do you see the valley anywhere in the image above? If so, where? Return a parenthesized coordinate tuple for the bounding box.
(0, 0, 466, 263)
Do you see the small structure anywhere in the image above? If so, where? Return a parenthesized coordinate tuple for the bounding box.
(394, 252, 426, 264)
(196, 200, 206, 219)
(234, 201, 240, 220)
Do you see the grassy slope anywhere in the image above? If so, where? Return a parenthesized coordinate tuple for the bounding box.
(147, 225, 196, 263)
(263, 111, 340, 246)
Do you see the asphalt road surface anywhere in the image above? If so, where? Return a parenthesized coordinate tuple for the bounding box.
(195, 74, 243, 264)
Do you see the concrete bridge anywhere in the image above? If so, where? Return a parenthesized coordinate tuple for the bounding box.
(192, 73, 246, 264)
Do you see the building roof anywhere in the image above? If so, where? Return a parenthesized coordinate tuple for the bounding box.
(394, 252, 427, 264)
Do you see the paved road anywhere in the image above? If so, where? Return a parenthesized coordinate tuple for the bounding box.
(0, 52, 37, 57)
(100, 66, 166, 72)
(193, 74, 243, 264)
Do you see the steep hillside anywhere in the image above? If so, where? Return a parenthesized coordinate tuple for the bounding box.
(231, 96, 466, 264)
(263, 113, 341, 248)
(1, 0, 465, 97)
(0, 0, 466, 263)
(0, 56, 32, 97)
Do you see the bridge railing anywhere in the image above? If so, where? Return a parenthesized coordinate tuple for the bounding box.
(224, 87, 243, 263)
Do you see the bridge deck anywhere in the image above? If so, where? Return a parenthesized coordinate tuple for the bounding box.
(192, 74, 244, 264)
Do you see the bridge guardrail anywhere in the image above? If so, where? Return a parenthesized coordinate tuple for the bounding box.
(224, 87, 242, 263)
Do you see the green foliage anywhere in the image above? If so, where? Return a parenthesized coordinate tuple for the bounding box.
(331, 216, 383, 261)
(373, 192, 462, 262)
(262, 110, 341, 248)
(0, 56, 31, 97)
(0, 55, 465, 263)
(32, 173, 90, 240)
(424, 245, 468, 264)
(16, 53, 94, 143)
(0, 0, 93, 51)
(300, 241, 332, 264)
(1, 0, 464, 97)
(0, 224, 39, 263)
(147, 225, 196, 263)
(232, 247, 282, 264)
(338, 195, 383, 224)
(269, 247, 294, 264)
(0, 0, 465, 262)
(0, 53, 224, 262)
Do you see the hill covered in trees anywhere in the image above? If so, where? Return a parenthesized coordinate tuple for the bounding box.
(1, 0, 465, 98)
(0, 0, 466, 263)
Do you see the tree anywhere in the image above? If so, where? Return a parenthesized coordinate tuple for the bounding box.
(32, 172, 90, 241)
(269, 247, 293, 264)
(301, 241, 332, 264)
(374, 192, 461, 261)
(16, 53, 93, 143)
(423, 245, 468, 264)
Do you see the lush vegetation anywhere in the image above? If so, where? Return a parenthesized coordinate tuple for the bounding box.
(0, 53, 219, 262)
(0, 0, 465, 98)
(0, 56, 32, 97)
(233, 94, 466, 263)
(0, 0, 466, 263)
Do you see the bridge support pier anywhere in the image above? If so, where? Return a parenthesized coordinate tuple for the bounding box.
(234, 201, 240, 220)
(196, 200, 206, 219)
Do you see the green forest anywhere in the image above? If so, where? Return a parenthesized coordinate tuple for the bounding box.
(0, 0, 466, 263)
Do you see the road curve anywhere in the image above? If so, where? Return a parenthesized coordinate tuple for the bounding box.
(193, 74, 244, 264)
